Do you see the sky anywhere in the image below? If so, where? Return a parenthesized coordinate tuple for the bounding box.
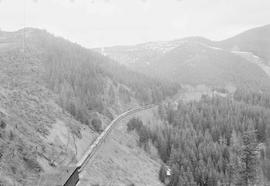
(0, 0, 269, 48)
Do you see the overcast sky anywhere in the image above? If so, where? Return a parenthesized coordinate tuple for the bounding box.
(0, 0, 269, 48)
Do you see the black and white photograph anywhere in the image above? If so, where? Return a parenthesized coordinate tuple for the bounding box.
(0, 0, 270, 185)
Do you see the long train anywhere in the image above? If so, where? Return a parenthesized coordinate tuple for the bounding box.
(62, 105, 154, 186)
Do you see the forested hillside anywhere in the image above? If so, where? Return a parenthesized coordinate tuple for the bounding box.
(128, 92, 270, 185)
(0, 28, 179, 185)
(22, 28, 179, 126)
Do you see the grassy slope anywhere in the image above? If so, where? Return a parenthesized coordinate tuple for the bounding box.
(0, 32, 97, 186)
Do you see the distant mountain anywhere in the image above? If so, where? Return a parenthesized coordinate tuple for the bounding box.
(95, 36, 212, 68)
(97, 24, 270, 91)
(150, 41, 270, 90)
(216, 24, 270, 64)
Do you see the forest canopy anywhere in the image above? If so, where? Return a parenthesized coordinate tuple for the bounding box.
(128, 91, 270, 185)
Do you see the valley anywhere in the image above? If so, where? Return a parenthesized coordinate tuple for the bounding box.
(0, 23, 270, 186)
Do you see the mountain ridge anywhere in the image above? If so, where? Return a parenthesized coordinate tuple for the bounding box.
(97, 24, 270, 91)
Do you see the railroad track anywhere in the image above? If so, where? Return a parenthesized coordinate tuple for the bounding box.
(62, 105, 154, 186)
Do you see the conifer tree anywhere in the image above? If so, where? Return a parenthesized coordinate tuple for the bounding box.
(237, 130, 259, 186)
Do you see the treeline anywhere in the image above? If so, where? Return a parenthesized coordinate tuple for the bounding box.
(24, 29, 179, 127)
(128, 95, 270, 185)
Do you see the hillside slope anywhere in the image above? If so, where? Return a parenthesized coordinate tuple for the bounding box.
(0, 31, 97, 186)
(0, 28, 178, 185)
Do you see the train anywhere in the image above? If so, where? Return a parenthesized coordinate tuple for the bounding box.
(62, 105, 155, 186)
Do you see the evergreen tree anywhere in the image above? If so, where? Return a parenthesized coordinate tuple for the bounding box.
(237, 130, 259, 186)
(159, 164, 167, 183)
